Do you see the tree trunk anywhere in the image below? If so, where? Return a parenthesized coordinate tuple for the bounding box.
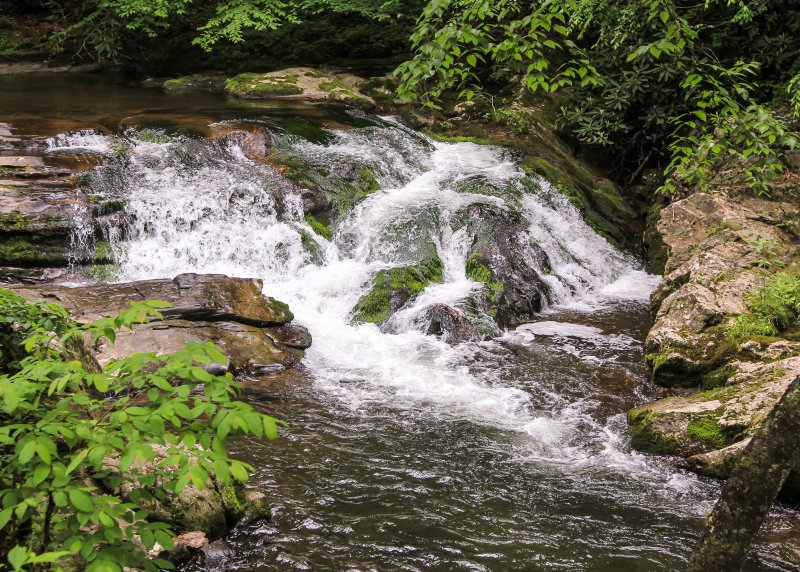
(687, 375, 800, 571)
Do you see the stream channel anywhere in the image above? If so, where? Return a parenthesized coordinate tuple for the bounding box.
(2, 74, 798, 571)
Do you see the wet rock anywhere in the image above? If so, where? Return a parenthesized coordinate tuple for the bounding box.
(414, 303, 492, 343)
(265, 323, 313, 350)
(11, 273, 308, 376)
(458, 203, 551, 329)
(352, 255, 443, 324)
(200, 539, 235, 569)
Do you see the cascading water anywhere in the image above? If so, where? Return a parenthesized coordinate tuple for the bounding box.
(49, 120, 795, 570)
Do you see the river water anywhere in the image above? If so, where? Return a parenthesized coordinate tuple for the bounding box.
(2, 74, 798, 570)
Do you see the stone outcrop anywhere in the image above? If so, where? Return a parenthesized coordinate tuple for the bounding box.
(10, 273, 311, 377)
(629, 183, 800, 479)
(223, 67, 375, 111)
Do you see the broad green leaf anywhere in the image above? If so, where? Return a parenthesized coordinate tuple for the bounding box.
(7, 545, 26, 570)
(68, 489, 94, 513)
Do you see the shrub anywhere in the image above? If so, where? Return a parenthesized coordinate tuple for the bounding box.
(0, 288, 283, 571)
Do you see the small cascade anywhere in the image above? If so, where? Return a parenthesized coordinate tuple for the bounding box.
(48, 117, 758, 570)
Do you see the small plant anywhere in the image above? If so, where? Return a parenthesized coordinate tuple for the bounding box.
(0, 289, 283, 571)
(729, 272, 800, 339)
(746, 238, 783, 269)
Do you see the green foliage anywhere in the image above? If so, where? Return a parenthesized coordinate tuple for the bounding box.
(729, 272, 800, 339)
(0, 289, 283, 571)
(397, 0, 800, 193)
(37, 0, 425, 66)
(0, 33, 22, 61)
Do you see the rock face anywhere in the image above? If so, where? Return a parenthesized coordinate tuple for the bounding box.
(629, 184, 800, 479)
(11, 273, 311, 377)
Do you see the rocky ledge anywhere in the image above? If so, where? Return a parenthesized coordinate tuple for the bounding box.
(629, 183, 800, 482)
(10, 272, 311, 377)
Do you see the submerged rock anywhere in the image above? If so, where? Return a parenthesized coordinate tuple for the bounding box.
(11, 273, 310, 377)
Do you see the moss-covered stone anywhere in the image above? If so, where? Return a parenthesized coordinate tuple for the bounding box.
(225, 73, 304, 98)
(304, 215, 332, 241)
(645, 327, 741, 388)
(0, 235, 66, 266)
(686, 416, 745, 449)
(92, 198, 125, 217)
(352, 254, 444, 323)
(627, 409, 681, 455)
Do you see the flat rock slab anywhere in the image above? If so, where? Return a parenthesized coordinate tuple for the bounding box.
(11, 273, 310, 376)
(0, 156, 45, 169)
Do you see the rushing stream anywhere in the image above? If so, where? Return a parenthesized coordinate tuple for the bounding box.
(3, 74, 798, 570)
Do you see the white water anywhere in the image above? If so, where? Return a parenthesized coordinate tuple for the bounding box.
(58, 123, 717, 510)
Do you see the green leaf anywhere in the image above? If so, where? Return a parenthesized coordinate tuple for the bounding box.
(230, 461, 250, 482)
(205, 344, 227, 365)
(660, 10, 669, 23)
(0, 508, 13, 530)
(18, 439, 36, 464)
(68, 488, 94, 513)
(7, 545, 26, 570)
(32, 463, 50, 486)
(466, 54, 476, 66)
(213, 459, 230, 483)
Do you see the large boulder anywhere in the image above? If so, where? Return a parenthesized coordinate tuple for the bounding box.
(629, 183, 800, 479)
(224, 67, 375, 111)
(11, 273, 311, 377)
(456, 202, 551, 329)
(644, 190, 800, 388)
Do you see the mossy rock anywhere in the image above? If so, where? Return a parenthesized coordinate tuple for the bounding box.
(627, 409, 681, 456)
(0, 234, 67, 266)
(686, 416, 746, 450)
(352, 254, 444, 324)
(225, 73, 304, 98)
(645, 330, 740, 389)
(305, 215, 332, 241)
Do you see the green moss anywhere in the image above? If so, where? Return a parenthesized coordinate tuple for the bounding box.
(225, 73, 304, 97)
(686, 417, 744, 449)
(93, 199, 125, 217)
(319, 80, 349, 93)
(92, 240, 114, 264)
(423, 131, 494, 146)
(304, 70, 331, 78)
(304, 215, 332, 241)
(136, 129, 172, 144)
(646, 327, 741, 388)
(163, 77, 195, 91)
(358, 166, 380, 194)
(84, 264, 119, 281)
(0, 236, 37, 261)
(265, 298, 294, 322)
(626, 409, 681, 455)
(299, 230, 324, 265)
(352, 255, 444, 323)
(0, 235, 65, 265)
(465, 254, 491, 283)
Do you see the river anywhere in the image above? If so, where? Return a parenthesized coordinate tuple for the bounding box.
(2, 73, 797, 570)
